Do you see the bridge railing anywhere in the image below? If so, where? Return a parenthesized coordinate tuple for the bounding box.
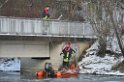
(0, 16, 95, 38)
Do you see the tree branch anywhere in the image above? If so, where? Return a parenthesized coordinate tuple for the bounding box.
(0, 0, 9, 9)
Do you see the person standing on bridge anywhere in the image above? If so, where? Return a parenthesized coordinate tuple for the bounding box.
(60, 41, 76, 69)
(42, 6, 50, 20)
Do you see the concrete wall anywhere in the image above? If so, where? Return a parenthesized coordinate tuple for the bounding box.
(21, 40, 90, 73)
(0, 41, 49, 57)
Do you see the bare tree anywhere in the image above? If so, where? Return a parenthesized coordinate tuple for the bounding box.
(86, 0, 110, 56)
(86, 0, 124, 56)
(103, 0, 124, 55)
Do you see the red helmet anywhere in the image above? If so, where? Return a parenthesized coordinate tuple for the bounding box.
(44, 7, 49, 11)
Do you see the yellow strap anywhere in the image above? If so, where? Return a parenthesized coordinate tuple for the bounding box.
(43, 16, 48, 20)
(64, 58, 69, 62)
(66, 52, 69, 57)
(71, 51, 75, 57)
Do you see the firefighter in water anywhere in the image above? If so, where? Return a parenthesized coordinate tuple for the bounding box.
(42, 6, 50, 20)
(44, 62, 54, 78)
(60, 41, 76, 69)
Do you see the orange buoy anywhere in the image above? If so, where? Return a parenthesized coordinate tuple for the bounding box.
(55, 71, 62, 78)
(36, 70, 44, 79)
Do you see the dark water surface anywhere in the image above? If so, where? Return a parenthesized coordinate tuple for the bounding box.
(0, 72, 124, 82)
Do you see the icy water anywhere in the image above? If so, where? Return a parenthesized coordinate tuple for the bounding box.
(0, 72, 124, 82)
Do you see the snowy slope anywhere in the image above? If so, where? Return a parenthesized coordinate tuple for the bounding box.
(0, 58, 20, 72)
(78, 54, 124, 75)
(78, 36, 124, 75)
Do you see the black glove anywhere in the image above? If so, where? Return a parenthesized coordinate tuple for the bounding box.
(60, 53, 63, 55)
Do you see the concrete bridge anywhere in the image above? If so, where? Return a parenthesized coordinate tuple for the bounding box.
(0, 16, 96, 71)
(0, 16, 95, 38)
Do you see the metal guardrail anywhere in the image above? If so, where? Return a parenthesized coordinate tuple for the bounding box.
(0, 16, 96, 38)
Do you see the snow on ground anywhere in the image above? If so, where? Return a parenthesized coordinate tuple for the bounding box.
(78, 54, 124, 75)
(78, 36, 124, 75)
(0, 58, 20, 72)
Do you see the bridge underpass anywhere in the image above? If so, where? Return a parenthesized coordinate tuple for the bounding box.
(0, 16, 96, 71)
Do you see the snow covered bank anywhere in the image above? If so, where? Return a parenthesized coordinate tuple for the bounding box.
(78, 40, 124, 75)
(0, 58, 20, 72)
(78, 54, 124, 75)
